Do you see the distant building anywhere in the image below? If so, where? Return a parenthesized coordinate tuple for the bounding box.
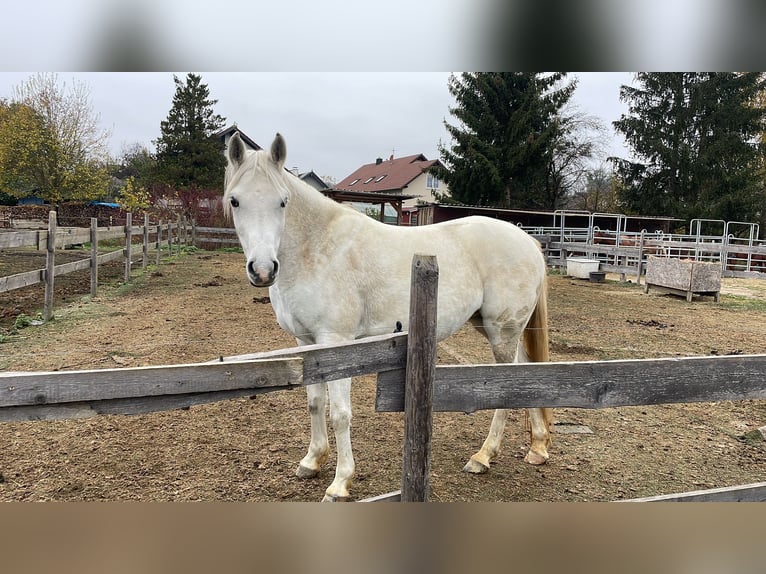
(335, 153, 448, 209)
(215, 125, 263, 153)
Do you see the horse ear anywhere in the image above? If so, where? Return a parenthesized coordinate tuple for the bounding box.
(227, 132, 246, 167)
(271, 133, 287, 169)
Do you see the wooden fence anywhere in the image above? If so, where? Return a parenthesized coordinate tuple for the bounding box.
(0, 211, 184, 320)
(1, 254, 765, 502)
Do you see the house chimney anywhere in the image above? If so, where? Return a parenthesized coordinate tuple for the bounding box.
(376, 157, 383, 165)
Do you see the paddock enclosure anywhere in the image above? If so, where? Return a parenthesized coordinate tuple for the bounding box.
(0, 249, 764, 502)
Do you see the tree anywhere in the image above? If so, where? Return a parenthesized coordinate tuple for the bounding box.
(435, 73, 576, 209)
(154, 73, 226, 190)
(544, 107, 606, 209)
(569, 164, 622, 213)
(117, 176, 150, 213)
(612, 73, 766, 224)
(0, 101, 49, 199)
(1, 73, 111, 203)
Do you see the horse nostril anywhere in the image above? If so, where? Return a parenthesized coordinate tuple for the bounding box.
(272, 260, 279, 276)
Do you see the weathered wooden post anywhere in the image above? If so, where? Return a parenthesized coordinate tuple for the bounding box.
(124, 212, 132, 283)
(156, 220, 163, 266)
(176, 214, 182, 254)
(43, 210, 57, 322)
(90, 217, 98, 298)
(635, 230, 646, 286)
(142, 213, 150, 269)
(401, 254, 438, 502)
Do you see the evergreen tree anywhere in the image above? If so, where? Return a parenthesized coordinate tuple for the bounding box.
(154, 73, 226, 190)
(435, 73, 576, 209)
(612, 73, 766, 224)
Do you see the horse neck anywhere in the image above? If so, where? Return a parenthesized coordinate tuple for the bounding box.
(280, 176, 347, 257)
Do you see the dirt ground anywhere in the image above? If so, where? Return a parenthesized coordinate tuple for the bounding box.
(0, 248, 764, 501)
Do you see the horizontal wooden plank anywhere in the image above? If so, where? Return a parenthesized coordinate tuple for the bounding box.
(0, 357, 302, 408)
(359, 490, 402, 502)
(98, 249, 125, 264)
(0, 268, 43, 293)
(56, 228, 91, 247)
(623, 481, 766, 502)
(218, 332, 408, 386)
(195, 226, 236, 234)
(54, 257, 91, 276)
(0, 230, 41, 249)
(376, 353, 766, 413)
(0, 386, 298, 422)
(195, 237, 240, 244)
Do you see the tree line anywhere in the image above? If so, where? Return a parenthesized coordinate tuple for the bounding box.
(0, 73, 226, 222)
(2, 72, 765, 235)
(435, 72, 766, 234)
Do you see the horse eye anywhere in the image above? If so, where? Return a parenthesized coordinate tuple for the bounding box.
(230, 197, 239, 208)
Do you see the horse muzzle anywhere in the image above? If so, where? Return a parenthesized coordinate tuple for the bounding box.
(247, 259, 279, 287)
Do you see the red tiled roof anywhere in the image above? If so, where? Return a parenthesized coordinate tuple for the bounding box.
(335, 154, 441, 193)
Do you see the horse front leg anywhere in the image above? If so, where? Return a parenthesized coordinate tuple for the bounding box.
(322, 377, 355, 502)
(296, 382, 330, 479)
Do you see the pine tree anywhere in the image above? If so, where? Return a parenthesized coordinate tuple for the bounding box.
(435, 73, 575, 209)
(612, 73, 766, 224)
(154, 73, 226, 190)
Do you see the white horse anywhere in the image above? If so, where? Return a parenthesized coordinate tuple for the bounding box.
(224, 132, 553, 501)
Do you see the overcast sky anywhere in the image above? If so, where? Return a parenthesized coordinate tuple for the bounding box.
(0, 72, 634, 182)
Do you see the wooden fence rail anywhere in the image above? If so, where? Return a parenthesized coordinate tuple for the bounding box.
(1, 254, 764, 501)
(0, 211, 183, 320)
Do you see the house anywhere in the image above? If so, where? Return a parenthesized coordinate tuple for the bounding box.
(335, 153, 448, 210)
(297, 170, 330, 191)
(216, 127, 329, 192)
(215, 125, 262, 153)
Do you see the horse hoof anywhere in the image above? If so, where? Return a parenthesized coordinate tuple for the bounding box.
(322, 494, 349, 502)
(524, 450, 548, 465)
(296, 464, 319, 479)
(463, 458, 490, 474)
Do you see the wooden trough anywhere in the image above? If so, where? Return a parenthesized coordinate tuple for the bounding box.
(644, 256, 721, 302)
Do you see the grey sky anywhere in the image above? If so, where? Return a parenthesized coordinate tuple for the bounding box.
(0, 72, 633, 182)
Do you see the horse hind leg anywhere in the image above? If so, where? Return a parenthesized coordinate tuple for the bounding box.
(463, 323, 552, 474)
(463, 324, 522, 474)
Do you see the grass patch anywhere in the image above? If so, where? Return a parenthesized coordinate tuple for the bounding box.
(716, 294, 766, 312)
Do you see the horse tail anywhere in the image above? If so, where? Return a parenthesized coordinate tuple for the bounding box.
(522, 274, 553, 431)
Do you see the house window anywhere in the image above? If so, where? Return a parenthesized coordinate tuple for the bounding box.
(427, 174, 440, 189)
(363, 177, 375, 184)
(375, 175, 387, 183)
(349, 179, 360, 186)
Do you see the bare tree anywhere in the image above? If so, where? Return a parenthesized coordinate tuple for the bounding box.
(545, 105, 607, 209)
(11, 73, 111, 202)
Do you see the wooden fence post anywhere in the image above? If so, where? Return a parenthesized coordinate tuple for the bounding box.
(142, 213, 149, 269)
(156, 219, 163, 266)
(124, 212, 132, 283)
(167, 221, 172, 255)
(90, 217, 98, 298)
(401, 254, 439, 502)
(43, 210, 57, 322)
(635, 230, 646, 285)
(176, 214, 182, 254)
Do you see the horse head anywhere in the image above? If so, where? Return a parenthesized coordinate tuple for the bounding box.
(224, 132, 289, 287)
